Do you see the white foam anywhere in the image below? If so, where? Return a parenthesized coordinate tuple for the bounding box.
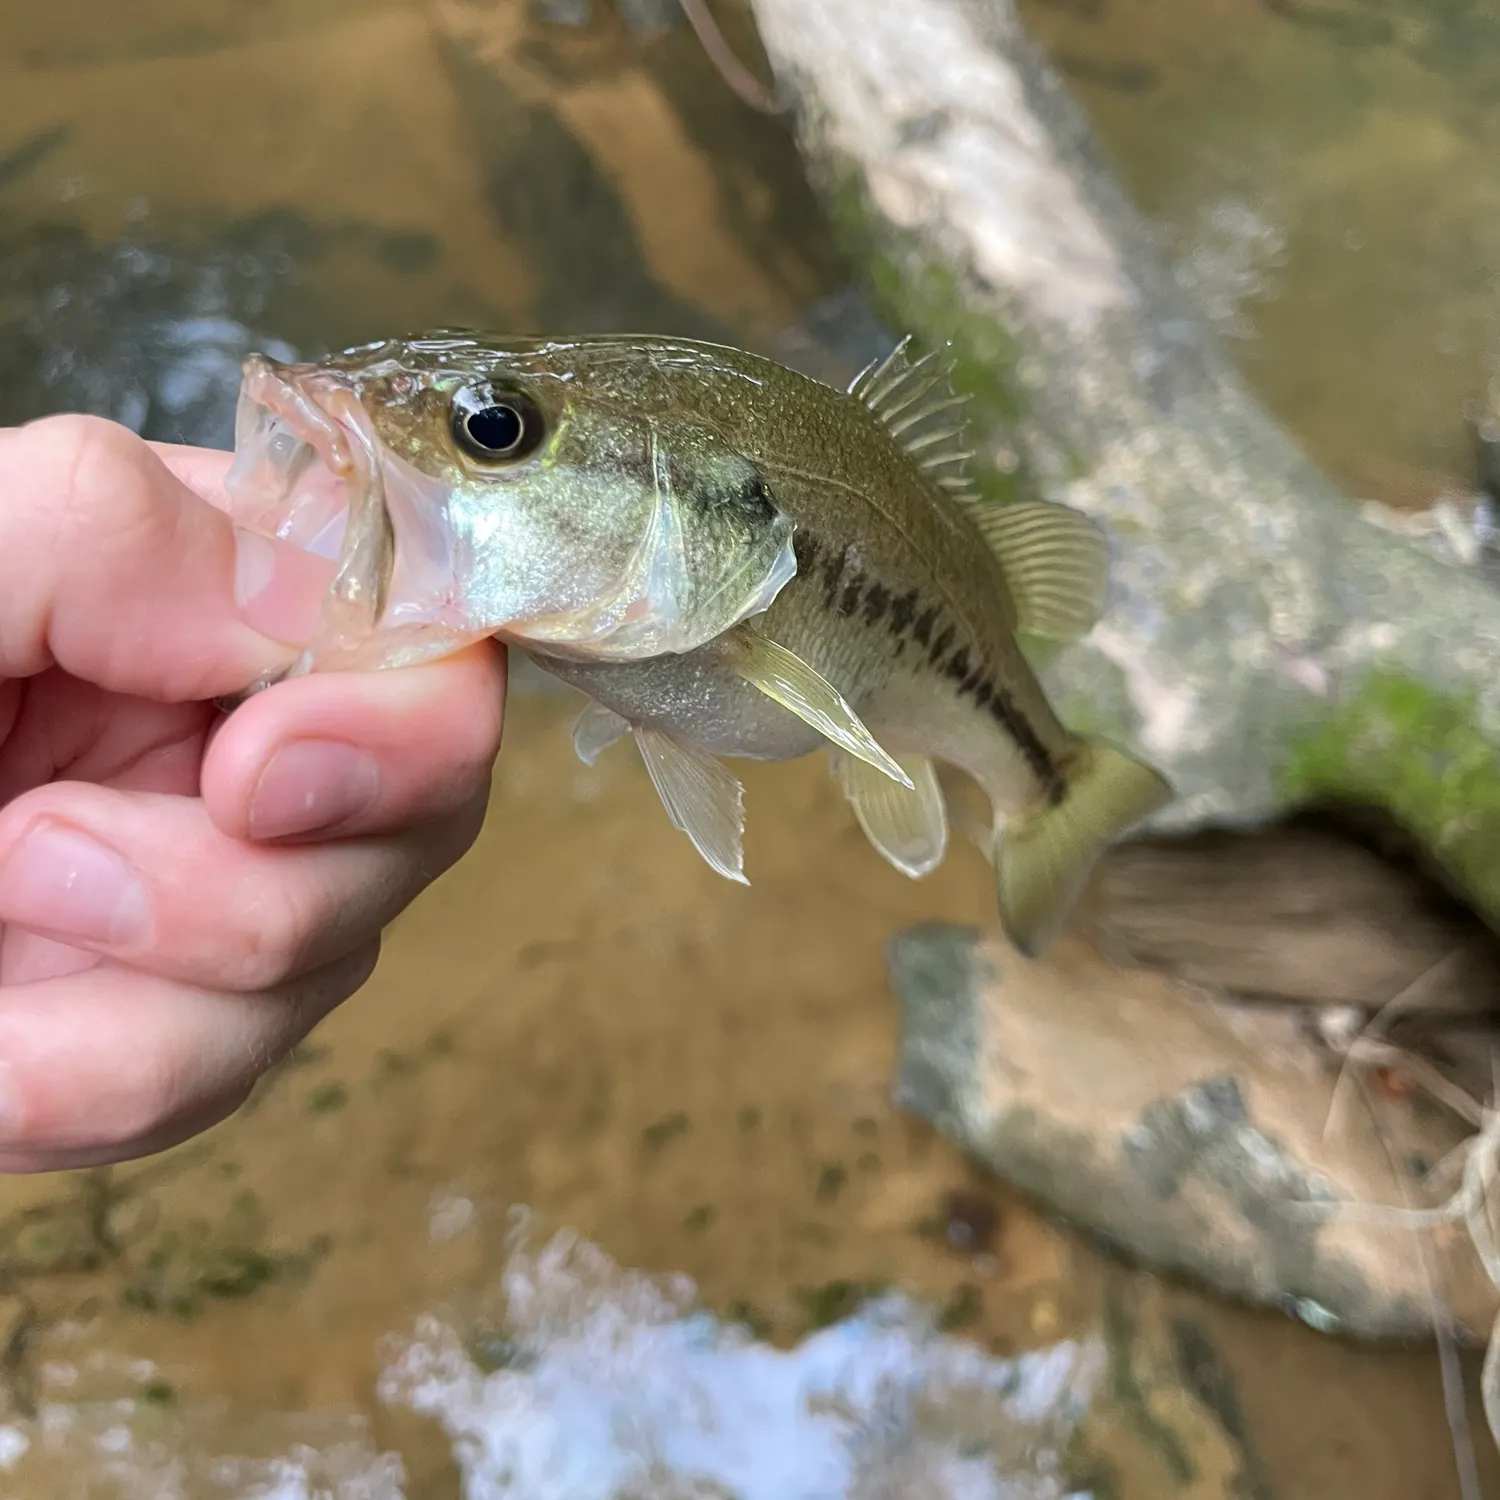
(377, 1225, 1103, 1500)
(2, 1223, 1102, 1500)
(0, 1426, 29, 1472)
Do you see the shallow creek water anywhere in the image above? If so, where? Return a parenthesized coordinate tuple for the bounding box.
(0, 2, 1495, 1496)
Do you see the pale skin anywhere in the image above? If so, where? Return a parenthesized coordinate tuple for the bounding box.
(0, 414, 508, 1174)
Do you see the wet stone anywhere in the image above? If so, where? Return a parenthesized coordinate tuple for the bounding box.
(888, 921, 1499, 1343)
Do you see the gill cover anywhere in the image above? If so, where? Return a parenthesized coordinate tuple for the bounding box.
(500, 419, 797, 661)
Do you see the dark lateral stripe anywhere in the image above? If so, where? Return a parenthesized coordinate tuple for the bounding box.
(988, 686, 1065, 800)
(936, 638, 1060, 791)
(799, 538, 1065, 799)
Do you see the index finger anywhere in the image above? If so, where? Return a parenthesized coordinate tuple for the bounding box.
(147, 440, 236, 508)
(0, 416, 331, 703)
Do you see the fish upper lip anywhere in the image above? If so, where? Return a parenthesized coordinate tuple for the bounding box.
(230, 354, 398, 598)
(239, 353, 363, 478)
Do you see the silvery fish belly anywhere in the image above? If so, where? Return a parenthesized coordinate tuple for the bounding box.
(223, 330, 1173, 957)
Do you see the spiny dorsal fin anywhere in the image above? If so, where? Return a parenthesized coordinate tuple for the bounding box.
(849, 336, 981, 505)
(851, 340, 1110, 643)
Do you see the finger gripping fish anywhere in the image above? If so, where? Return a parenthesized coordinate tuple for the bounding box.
(224, 331, 1173, 956)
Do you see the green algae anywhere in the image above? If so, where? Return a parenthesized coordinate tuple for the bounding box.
(1278, 671, 1500, 926)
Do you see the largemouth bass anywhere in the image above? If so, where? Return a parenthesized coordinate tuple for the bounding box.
(224, 331, 1172, 954)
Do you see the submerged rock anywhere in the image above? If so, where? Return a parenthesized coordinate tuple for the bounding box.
(888, 921, 1499, 1343)
(745, 0, 1500, 928)
(529, 0, 683, 33)
(0, 1215, 1268, 1499)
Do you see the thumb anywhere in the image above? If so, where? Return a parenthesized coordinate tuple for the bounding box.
(0, 415, 332, 703)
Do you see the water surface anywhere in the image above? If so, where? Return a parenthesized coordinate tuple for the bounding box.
(1018, 0, 1500, 510)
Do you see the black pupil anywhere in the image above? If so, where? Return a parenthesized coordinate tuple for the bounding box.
(465, 403, 524, 453)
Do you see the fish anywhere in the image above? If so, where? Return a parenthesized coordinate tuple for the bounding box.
(223, 330, 1173, 955)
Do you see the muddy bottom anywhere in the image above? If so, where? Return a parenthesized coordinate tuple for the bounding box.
(0, 685, 1483, 1499)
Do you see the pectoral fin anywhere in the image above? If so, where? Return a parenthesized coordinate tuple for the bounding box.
(832, 749, 948, 879)
(572, 699, 631, 766)
(994, 738, 1173, 956)
(721, 629, 913, 789)
(634, 726, 749, 885)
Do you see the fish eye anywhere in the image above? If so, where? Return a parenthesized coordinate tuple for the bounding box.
(450, 386, 545, 463)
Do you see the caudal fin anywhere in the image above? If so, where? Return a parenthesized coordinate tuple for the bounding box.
(994, 738, 1173, 957)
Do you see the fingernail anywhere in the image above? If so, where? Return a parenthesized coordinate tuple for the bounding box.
(249, 740, 380, 840)
(233, 527, 331, 646)
(0, 1062, 22, 1141)
(0, 820, 152, 948)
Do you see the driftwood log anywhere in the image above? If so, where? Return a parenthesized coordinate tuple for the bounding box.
(743, 0, 1500, 1338)
(744, 0, 1500, 931)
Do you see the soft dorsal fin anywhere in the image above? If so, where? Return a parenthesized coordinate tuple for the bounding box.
(849, 336, 981, 505)
(958, 498, 1111, 642)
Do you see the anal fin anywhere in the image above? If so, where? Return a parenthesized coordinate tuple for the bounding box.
(832, 748, 949, 879)
(720, 628, 913, 789)
(572, 698, 631, 766)
(634, 726, 749, 886)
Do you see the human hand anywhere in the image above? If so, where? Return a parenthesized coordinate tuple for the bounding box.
(0, 415, 506, 1173)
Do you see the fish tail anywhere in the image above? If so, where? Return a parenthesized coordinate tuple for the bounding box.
(993, 737, 1172, 957)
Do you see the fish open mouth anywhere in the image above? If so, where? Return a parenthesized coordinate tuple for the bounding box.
(225, 354, 469, 672)
(226, 355, 365, 564)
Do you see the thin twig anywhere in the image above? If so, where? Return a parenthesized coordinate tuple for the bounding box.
(1352, 1067, 1484, 1500)
(676, 0, 786, 114)
(1322, 950, 1472, 1145)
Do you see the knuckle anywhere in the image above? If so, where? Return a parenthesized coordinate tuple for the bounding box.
(59, 420, 161, 547)
(330, 938, 381, 999)
(267, 941, 381, 1048)
(398, 789, 490, 894)
(22, 411, 126, 452)
(440, 785, 492, 867)
(0, 416, 180, 680)
(21, 414, 142, 509)
(413, 652, 506, 794)
(3, 415, 159, 569)
(216, 874, 329, 991)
